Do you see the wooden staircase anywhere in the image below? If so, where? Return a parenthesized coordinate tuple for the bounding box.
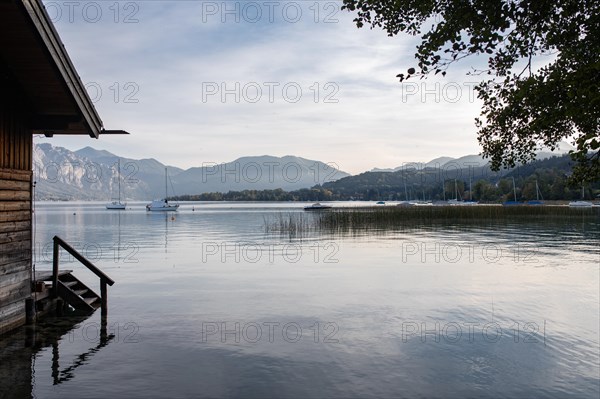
(33, 236, 115, 317)
(56, 273, 101, 312)
(34, 271, 102, 314)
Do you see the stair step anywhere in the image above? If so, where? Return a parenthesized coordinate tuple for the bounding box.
(84, 297, 99, 306)
(55, 272, 102, 313)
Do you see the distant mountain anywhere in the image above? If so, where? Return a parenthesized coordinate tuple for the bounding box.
(33, 143, 181, 200)
(371, 154, 487, 172)
(32, 144, 349, 200)
(74, 146, 184, 177)
(74, 146, 116, 159)
(425, 156, 455, 167)
(370, 142, 573, 173)
(537, 142, 575, 161)
(172, 155, 349, 194)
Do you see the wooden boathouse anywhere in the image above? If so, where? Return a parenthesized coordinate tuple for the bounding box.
(1, 0, 125, 335)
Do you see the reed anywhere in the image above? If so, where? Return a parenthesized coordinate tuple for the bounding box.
(315, 205, 600, 231)
(263, 213, 314, 238)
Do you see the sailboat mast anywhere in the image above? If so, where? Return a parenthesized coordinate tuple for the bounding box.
(165, 167, 168, 199)
(512, 177, 517, 202)
(469, 176, 472, 201)
(118, 159, 121, 202)
(443, 180, 446, 201)
(454, 179, 458, 200)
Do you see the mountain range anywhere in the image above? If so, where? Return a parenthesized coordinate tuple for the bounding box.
(32, 144, 350, 200)
(369, 142, 574, 172)
(32, 142, 575, 200)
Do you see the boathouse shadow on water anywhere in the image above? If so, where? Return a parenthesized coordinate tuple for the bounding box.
(0, 315, 114, 398)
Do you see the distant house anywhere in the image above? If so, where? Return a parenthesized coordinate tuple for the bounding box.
(0, 0, 125, 335)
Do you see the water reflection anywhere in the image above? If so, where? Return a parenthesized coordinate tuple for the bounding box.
(50, 317, 114, 385)
(0, 315, 114, 398)
(21, 202, 600, 398)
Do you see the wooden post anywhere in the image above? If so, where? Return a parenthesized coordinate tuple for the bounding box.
(25, 298, 35, 324)
(52, 342, 60, 385)
(56, 299, 64, 317)
(100, 280, 107, 317)
(52, 237, 59, 298)
(100, 312, 108, 344)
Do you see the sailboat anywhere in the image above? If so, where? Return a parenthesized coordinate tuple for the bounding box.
(569, 185, 593, 207)
(447, 180, 462, 205)
(503, 177, 524, 206)
(106, 159, 126, 210)
(146, 168, 179, 211)
(527, 180, 544, 205)
(463, 175, 478, 204)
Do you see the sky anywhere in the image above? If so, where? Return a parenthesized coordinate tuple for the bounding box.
(37, 0, 489, 175)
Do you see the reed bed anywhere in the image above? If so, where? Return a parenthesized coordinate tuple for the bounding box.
(263, 213, 315, 238)
(315, 205, 600, 231)
(263, 205, 599, 237)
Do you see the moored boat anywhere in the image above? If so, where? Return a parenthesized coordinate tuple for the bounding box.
(527, 200, 544, 206)
(106, 201, 126, 210)
(503, 177, 524, 206)
(106, 159, 127, 210)
(569, 185, 593, 207)
(304, 202, 332, 211)
(568, 200, 593, 207)
(502, 200, 525, 206)
(146, 199, 179, 211)
(529, 180, 544, 205)
(147, 167, 179, 211)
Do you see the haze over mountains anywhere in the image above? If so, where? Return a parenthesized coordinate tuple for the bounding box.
(370, 154, 486, 172)
(32, 144, 350, 200)
(369, 142, 574, 172)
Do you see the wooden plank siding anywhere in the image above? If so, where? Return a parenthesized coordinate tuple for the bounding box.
(0, 299, 27, 335)
(0, 105, 33, 335)
(0, 106, 32, 171)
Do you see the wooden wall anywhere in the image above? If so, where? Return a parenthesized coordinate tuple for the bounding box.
(0, 104, 32, 335)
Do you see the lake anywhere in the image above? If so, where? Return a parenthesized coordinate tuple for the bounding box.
(2, 201, 599, 398)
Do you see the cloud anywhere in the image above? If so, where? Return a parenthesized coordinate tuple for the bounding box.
(41, 1, 485, 174)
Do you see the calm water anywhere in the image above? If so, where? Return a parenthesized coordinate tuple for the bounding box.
(2, 202, 599, 398)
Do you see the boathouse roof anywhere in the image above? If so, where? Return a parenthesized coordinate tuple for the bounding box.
(0, 0, 127, 138)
